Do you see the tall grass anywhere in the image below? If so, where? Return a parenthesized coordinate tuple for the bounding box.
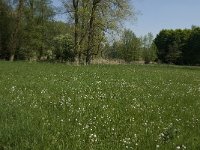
(0, 61, 200, 149)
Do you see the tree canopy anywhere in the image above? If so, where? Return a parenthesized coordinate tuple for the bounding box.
(0, 0, 199, 65)
(154, 27, 200, 65)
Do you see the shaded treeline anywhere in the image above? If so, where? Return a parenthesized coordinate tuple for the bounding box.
(155, 26, 200, 65)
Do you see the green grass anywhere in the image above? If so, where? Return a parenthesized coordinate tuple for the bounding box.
(0, 61, 200, 150)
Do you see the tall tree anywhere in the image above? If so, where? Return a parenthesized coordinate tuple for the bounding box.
(8, 0, 24, 61)
(73, 0, 79, 56)
(63, 0, 133, 64)
(121, 29, 141, 62)
(19, 0, 55, 60)
(85, 0, 101, 64)
(184, 27, 200, 65)
(142, 33, 157, 64)
(0, 0, 12, 59)
(166, 41, 181, 64)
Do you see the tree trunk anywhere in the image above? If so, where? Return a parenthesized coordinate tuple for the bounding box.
(78, 51, 83, 64)
(9, 32, 18, 61)
(86, 0, 101, 65)
(9, 54, 15, 61)
(73, 0, 79, 59)
(0, 32, 2, 54)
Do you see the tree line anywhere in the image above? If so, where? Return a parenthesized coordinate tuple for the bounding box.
(0, 0, 199, 65)
(0, 0, 135, 64)
(104, 30, 157, 64)
(155, 26, 200, 65)
(0, 0, 57, 61)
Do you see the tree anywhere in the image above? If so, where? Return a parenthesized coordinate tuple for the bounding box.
(142, 33, 157, 64)
(166, 41, 181, 64)
(120, 29, 141, 63)
(52, 34, 75, 62)
(154, 27, 200, 65)
(8, 0, 24, 61)
(104, 41, 122, 59)
(154, 30, 174, 63)
(0, 0, 13, 59)
(183, 27, 200, 65)
(63, 0, 134, 64)
(14, 0, 56, 61)
(154, 29, 186, 64)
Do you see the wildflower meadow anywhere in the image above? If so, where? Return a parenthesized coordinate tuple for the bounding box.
(0, 61, 200, 149)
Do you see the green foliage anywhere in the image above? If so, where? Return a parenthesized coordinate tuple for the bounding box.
(105, 30, 142, 63)
(183, 27, 200, 65)
(142, 43, 158, 64)
(105, 31, 158, 64)
(104, 42, 121, 59)
(20, 0, 55, 60)
(0, 0, 14, 59)
(154, 27, 200, 65)
(0, 61, 200, 149)
(63, 0, 134, 64)
(141, 33, 157, 64)
(121, 30, 141, 62)
(0, 0, 136, 63)
(166, 41, 182, 64)
(52, 34, 75, 62)
(0, 0, 57, 61)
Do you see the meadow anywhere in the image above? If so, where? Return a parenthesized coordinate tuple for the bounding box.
(0, 61, 200, 150)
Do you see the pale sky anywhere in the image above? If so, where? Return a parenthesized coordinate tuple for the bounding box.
(53, 0, 200, 37)
(129, 0, 200, 37)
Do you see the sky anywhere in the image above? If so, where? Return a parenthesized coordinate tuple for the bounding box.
(128, 0, 200, 37)
(53, 0, 200, 37)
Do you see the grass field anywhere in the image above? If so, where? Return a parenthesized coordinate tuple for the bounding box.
(0, 61, 200, 150)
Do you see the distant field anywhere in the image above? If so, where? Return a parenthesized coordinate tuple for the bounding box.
(0, 61, 200, 149)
